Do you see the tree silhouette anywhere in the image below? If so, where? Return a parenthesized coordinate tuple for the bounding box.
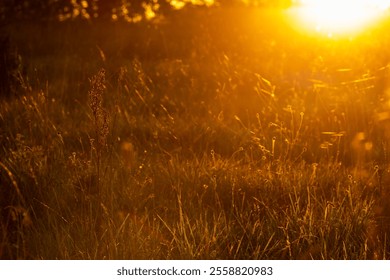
(0, 0, 290, 23)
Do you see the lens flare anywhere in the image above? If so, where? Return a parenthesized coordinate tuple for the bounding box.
(290, 0, 390, 37)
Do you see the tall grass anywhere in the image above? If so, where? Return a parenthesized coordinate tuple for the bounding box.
(1, 8, 390, 259)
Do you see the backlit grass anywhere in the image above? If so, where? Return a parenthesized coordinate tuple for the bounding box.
(1, 7, 390, 259)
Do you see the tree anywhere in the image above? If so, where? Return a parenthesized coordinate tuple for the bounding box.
(0, 0, 292, 23)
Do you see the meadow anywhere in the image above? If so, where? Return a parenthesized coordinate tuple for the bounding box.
(1, 6, 390, 259)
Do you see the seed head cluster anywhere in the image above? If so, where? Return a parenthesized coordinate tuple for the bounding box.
(88, 68, 109, 148)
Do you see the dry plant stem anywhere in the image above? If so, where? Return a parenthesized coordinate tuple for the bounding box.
(88, 68, 109, 195)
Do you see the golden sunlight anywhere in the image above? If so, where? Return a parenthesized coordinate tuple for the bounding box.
(290, 0, 390, 37)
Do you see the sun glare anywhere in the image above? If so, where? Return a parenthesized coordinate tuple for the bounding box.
(290, 0, 390, 37)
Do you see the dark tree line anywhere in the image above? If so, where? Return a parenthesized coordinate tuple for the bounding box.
(0, 0, 293, 22)
(0, 0, 188, 22)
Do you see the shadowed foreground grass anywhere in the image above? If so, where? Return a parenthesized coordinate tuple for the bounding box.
(1, 8, 390, 259)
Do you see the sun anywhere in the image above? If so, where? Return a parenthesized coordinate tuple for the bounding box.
(290, 0, 390, 37)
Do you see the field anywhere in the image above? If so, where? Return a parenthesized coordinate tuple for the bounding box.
(1, 7, 390, 259)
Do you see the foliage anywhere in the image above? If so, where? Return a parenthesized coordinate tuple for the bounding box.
(0, 0, 293, 22)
